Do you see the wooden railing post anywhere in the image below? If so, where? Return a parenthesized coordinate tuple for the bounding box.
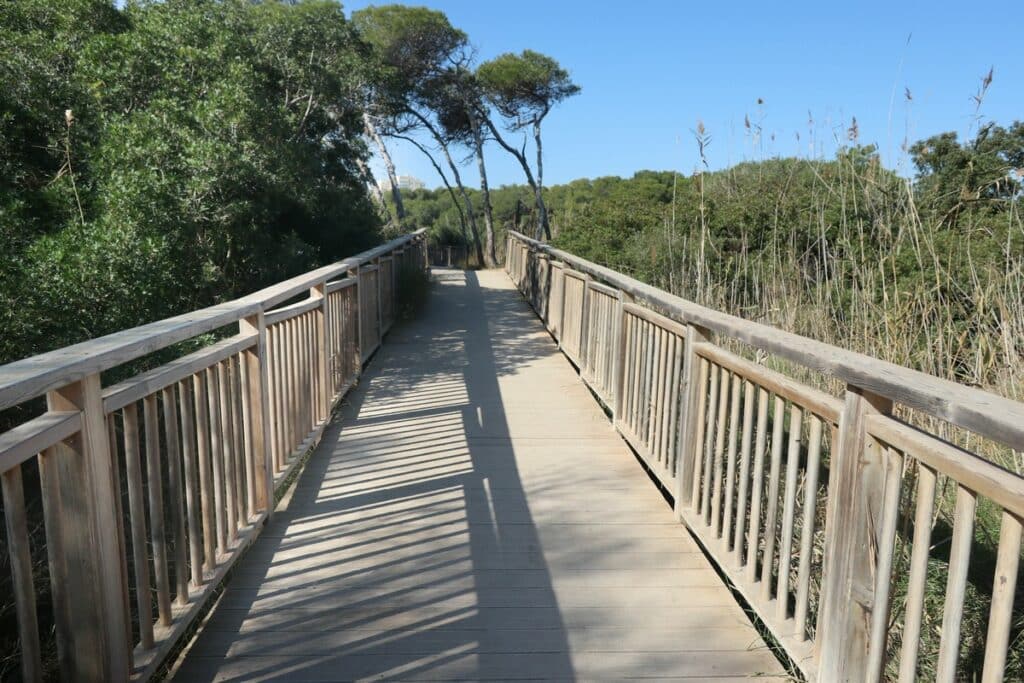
(41, 375, 131, 681)
(674, 324, 711, 514)
(816, 385, 893, 681)
(239, 313, 273, 517)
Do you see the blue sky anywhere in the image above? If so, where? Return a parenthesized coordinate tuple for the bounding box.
(344, 0, 1022, 189)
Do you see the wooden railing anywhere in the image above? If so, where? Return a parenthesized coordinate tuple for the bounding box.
(507, 231, 1024, 683)
(0, 230, 427, 681)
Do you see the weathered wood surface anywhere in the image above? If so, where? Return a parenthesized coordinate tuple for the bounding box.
(175, 269, 785, 681)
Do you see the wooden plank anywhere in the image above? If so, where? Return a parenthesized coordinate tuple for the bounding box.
(694, 342, 841, 424)
(102, 334, 256, 415)
(508, 231, 1024, 451)
(0, 410, 81, 474)
(675, 327, 707, 510)
(174, 268, 784, 681)
(1, 465, 42, 683)
(324, 276, 356, 294)
(264, 296, 320, 326)
(866, 413, 1024, 517)
(623, 301, 689, 338)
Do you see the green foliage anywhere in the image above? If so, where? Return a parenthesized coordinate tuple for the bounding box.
(0, 0, 381, 367)
(477, 50, 580, 126)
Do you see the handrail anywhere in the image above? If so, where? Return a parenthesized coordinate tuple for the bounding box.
(509, 230, 1024, 452)
(506, 231, 1024, 682)
(0, 230, 429, 681)
(0, 229, 426, 412)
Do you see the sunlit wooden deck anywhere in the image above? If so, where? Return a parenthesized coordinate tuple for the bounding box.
(174, 269, 785, 681)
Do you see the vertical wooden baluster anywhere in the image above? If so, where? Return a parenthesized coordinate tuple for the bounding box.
(2, 464, 42, 682)
(897, 464, 937, 683)
(794, 414, 823, 638)
(37, 445, 72, 679)
(700, 364, 720, 521)
(206, 366, 227, 556)
(231, 357, 246, 524)
(745, 387, 770, 582)
(760, 396, 786, 600)
(775, 404, 803, 619)
(982, 510, 1022, 683)
(649, 326, 666, 460)
(733, 380, 755, 567)
(935, 485, 977, 682)
(865, 447, 905, 682)
(217, 361, 237, 543)
(161, 386, 189, 606)
(194, 373, 215, 570)
(722, 374, 742, 543)
(622, 311, 634, 431)
(611, 291, 627, 426)
(178, 380, 203, 587)
(143, 395, 172, 626)
(641, 320, 655, 450)
(709, 366, 730, 531)
(658, 328, 673, 467)
(122, 404, 154, 647)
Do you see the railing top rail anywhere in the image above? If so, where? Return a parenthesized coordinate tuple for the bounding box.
(0, 229, 426, 411)
(509, 230, 1024, 451)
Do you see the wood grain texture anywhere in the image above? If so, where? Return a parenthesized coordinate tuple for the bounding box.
(174, 269, 783, 682)
(508, 231, 1024, 451)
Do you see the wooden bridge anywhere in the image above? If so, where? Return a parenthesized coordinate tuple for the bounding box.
(0, 230, 1022, 681)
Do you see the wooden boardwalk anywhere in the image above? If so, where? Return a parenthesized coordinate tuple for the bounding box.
(174, 268, 785, 681)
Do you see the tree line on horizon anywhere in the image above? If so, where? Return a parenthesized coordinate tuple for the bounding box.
(0, 0, 578, 372)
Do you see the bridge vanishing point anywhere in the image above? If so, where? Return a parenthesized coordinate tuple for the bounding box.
(0, 230, 1022, 682)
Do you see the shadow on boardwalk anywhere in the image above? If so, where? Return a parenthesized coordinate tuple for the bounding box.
(174, 269, 575, 680)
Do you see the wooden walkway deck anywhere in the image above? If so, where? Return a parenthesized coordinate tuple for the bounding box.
(174, 269, 785, 681)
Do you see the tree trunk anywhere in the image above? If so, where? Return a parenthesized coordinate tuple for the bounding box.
(468, 109, 497, 266)
(532, 119, 551, 240)
(408, 109, 485, 267)
(355, 157, 392, 225)
(394, 133, 469, 249)
(481, 115, 551, 241)
(362, 112, 405, 220)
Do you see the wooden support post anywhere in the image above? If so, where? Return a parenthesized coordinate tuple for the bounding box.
(40, 375, 131, 681)
(579, 274, 591, 370)
(674, 324, 711, 515)
(239, 312, 273, 518)
(816, 385, 893, 681)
